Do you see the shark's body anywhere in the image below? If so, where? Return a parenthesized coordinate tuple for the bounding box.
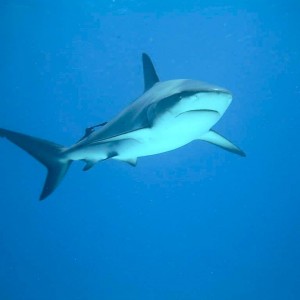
(0, 53, 245, 200)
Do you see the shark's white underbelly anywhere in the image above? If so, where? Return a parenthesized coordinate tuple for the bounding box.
(67, 89, 231, 163)
(113, 109, 221, 159)
(68, 108, 222, 162)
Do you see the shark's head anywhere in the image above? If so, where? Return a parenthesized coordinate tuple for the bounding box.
(173, 80, 232, 117)
(155, 79, 232, 118)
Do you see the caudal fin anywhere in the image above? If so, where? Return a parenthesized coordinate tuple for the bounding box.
(0, 128, 71, 200)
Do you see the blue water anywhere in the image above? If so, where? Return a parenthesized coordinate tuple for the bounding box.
(1, 1, 299, 299)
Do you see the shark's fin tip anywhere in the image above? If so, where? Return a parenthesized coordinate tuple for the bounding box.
(200, 130, 245, 157)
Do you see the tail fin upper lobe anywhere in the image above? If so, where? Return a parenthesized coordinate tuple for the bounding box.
(0, 128, 71, 200)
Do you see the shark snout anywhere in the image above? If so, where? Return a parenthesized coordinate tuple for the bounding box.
(209, 87, 232, 97)
(213, 90, 232, 115)
(185, 89, 232, 116)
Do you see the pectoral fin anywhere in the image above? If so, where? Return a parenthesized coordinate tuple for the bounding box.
(200, 130, 246, 157)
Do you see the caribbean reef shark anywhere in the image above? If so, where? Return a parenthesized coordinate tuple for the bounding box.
(0, 53, 245, 200)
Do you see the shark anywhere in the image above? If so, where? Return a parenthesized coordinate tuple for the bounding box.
(0, 53, 245, 200)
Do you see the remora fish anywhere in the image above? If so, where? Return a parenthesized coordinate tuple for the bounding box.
(0, 53, 245, 200)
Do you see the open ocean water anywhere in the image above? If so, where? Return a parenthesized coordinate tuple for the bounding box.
(1, 1, 299, 299)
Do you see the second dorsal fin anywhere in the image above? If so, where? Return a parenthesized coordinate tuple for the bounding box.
(142, 53, 159, 92)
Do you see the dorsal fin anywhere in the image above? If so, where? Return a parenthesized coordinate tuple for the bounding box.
(142, 53, 159, 92)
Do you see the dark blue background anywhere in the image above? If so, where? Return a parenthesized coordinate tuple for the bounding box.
(1, 1, 299, 299)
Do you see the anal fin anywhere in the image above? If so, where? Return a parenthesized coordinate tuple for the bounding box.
(124, 157, 137, 167)
(114, 157, 138, 167)
(83, 160, 97, 171)
(83, 151, 119, 171)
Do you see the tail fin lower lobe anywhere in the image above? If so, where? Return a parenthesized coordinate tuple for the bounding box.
(0, 128, 71, 200)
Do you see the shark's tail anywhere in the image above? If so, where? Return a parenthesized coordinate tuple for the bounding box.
(0, 128, 71, 200)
